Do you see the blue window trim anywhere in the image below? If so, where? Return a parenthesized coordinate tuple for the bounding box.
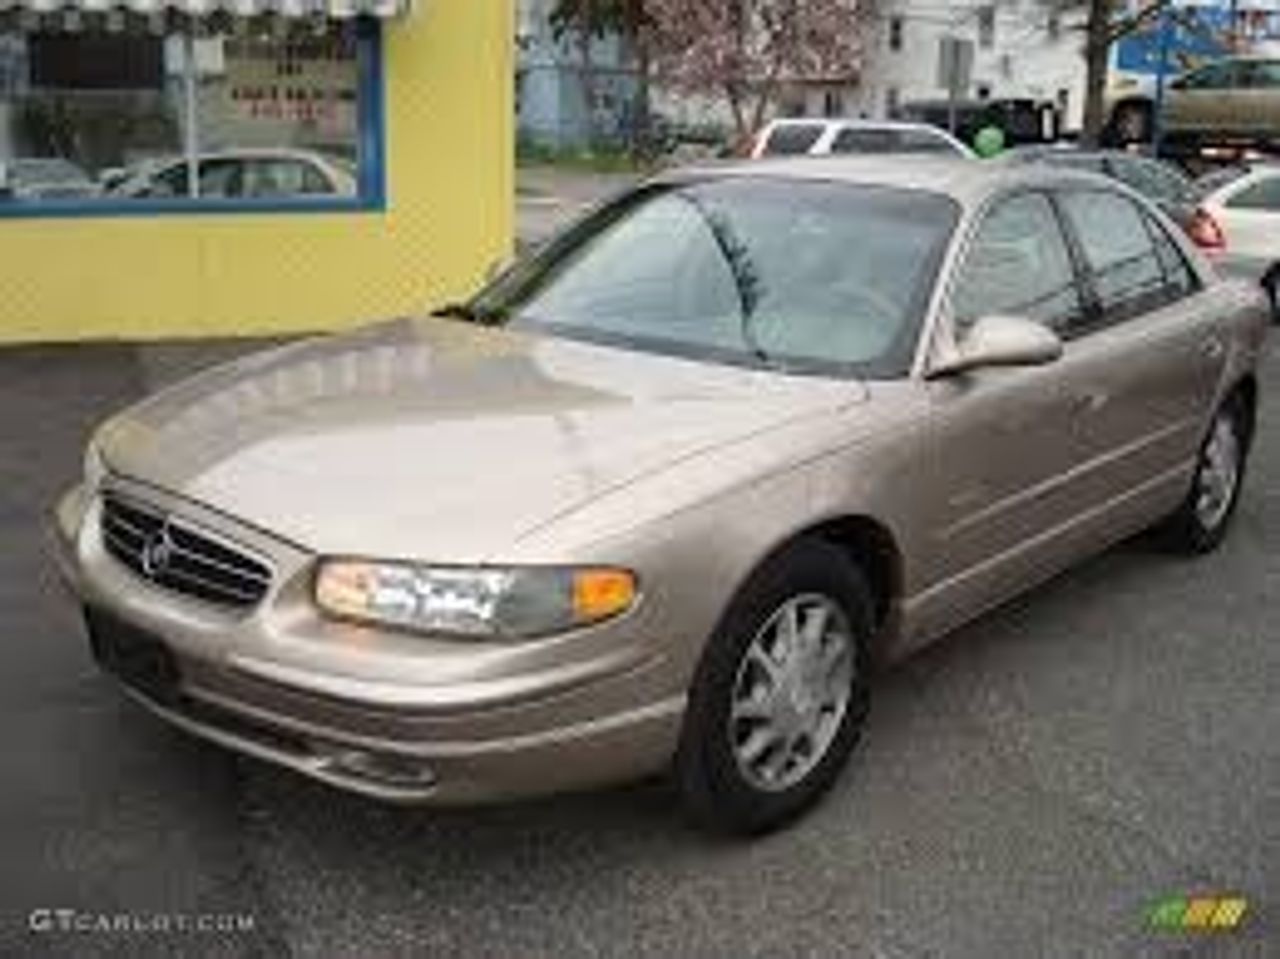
(0, 18, 386, 220)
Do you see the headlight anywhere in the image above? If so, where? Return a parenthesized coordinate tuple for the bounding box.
(314, 561, 638, 639)
(83, 442, 107, 492)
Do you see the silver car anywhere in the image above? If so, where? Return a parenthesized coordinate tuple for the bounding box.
(51, 158, 1269, 833)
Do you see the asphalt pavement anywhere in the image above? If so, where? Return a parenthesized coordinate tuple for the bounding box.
(1, 337, 1277, 958)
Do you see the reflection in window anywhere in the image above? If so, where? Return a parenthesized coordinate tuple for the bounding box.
(1226, 175, 1280, 211)
(0, 21, 369, 209)
(490, 179, 959, 377)
(1059, 190, 1169, 322)
(952, 193, 1081, 333)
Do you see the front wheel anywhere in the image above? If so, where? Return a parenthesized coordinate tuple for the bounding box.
(1158, 395, 1250, 553)
(675, 540, 873, 835)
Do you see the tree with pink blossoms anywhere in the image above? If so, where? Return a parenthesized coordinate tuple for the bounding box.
(642, 0, 867, 142)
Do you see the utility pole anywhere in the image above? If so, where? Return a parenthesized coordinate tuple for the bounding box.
(1151, 1, 1173, 158)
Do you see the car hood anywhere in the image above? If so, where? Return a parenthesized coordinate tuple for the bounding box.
(98, 318, 865, 560)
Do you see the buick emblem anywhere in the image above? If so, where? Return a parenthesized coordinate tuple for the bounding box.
(140, 526, 175, 578)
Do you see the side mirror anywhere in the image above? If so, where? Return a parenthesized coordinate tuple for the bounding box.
(928, 315, 1063, 378)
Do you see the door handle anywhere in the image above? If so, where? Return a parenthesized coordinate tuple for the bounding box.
(1201, 337, 1225, 360)
(1070, 388, 1110, 415)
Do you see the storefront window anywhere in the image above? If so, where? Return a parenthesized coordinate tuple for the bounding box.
(0, 17, 381, 213)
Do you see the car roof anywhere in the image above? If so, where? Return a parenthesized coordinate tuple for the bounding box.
(668, 154, 1111, 205)
(143, 148, 331, 168)
(766, 118, 951, 133)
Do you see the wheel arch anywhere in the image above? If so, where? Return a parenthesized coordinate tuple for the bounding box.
(1230, 373, 1258, 450)
(751, 514, 905, 654)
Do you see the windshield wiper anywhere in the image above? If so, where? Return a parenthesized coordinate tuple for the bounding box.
(431, 302, 508, 326)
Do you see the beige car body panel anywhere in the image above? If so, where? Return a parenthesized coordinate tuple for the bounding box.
(50, 158, 1270, 804)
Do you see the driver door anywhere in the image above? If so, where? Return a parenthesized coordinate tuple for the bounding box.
(909, 191, 1094, 645)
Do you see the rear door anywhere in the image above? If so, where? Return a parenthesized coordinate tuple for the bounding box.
(1053, 188, 1226, 509)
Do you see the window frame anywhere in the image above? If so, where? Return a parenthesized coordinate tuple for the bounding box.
(944, 187, 1091, 339)
(0, 18, 386, 220)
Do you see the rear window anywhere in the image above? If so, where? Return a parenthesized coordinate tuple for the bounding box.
(1226, 174, 1280, 211)
(760, 124, 826, 156)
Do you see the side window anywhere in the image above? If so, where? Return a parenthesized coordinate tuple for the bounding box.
(149, 164, 188, 198)
(951, 193, 1082, 333)
(1225, 175, 1280, 211)
(761, 124, 825, 156)
(1180, 62, 1237, 90)
(198, 160, 242, 198)
(831, 128, 899, 154)
(242, 160, 328, 198)
(898, 129, 957, 154)
(1145, 213, 1197, 299)
(1059, 190, 1168, 324)
(302, 162, 335, 195)
(1240, 60, 1280, 89)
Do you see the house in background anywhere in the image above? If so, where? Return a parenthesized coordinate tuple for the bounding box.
(854, 0, 1086, 132)
(516, 0, 636, 150)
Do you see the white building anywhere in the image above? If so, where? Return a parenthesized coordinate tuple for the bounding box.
(854, 0, 1087, 131)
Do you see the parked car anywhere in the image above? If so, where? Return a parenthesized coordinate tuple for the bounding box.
(750, 119, 974, 159)
(1107, 56, 1280, 149)
(1194, 163, 1280, 320)
(0, 157, 100, 200)
(109, 148, 357, 199)
(1000, 146, 1200, 234)
(899, 98, 1061, 148)
(52, 158, 1268, 834)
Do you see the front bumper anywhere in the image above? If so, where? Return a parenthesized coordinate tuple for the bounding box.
(49, 481, 686, 804)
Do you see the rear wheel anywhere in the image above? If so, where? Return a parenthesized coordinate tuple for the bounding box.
(675, 540, 873, 835)
(1158, 395, 1250, 553)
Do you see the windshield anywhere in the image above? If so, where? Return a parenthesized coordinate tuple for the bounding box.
(475, 177, 958, 378)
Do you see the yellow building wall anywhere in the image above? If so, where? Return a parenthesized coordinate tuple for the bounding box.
(0, 0, 514, 343)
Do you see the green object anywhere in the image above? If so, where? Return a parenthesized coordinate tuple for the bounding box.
(973, 125, 1006, 159)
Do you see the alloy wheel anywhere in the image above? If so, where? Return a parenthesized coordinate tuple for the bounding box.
(1195, 410, 1242, 532)
(728, 593, 856, 793)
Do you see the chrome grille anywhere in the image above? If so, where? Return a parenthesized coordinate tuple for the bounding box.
(100, 494, 272, 610)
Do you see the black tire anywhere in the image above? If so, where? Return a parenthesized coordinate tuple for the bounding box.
(675, 539, 873, 836)
(1158, 393, 1251, 554)
(1263, 266, 1279, 325)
